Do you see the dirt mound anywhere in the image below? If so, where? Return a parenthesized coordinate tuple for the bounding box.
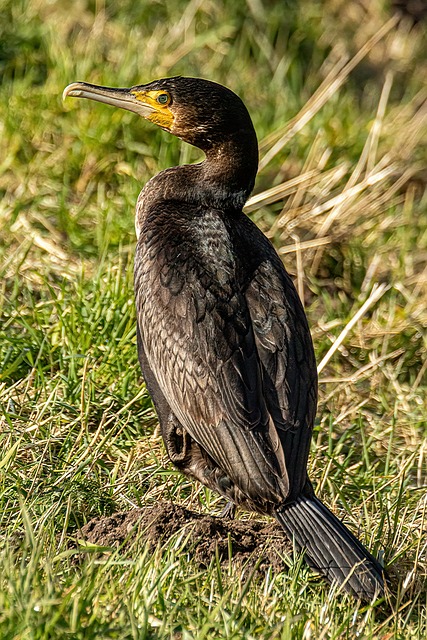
(79, 502, 291, 571)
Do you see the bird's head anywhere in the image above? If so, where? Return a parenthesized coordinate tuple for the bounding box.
(63, 76, 256, 153)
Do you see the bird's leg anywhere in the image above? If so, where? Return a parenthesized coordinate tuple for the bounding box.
(163, 418, 240, 517)
(163, 414, 191, 464)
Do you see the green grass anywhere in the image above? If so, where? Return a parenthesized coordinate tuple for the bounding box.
(1, 0, 426, 637)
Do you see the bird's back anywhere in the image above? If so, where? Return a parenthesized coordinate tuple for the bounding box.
(134, 196, 317, 508)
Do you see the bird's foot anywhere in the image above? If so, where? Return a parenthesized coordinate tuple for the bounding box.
(219, 501, 236, 519)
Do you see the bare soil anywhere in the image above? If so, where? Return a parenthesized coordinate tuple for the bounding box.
(79, 502, 291, 572)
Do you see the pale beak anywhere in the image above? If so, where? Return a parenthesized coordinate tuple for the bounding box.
(63, 82, 155, 118)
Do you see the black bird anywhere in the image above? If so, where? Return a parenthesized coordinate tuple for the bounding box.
(63, 76, 387, 599)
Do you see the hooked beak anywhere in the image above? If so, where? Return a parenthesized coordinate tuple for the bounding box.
(62, 82, 156, 118)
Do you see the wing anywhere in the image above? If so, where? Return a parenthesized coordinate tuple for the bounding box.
(135, 203, 287, 506)
(240, 219, 318, 497)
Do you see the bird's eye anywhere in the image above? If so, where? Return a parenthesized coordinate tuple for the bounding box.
(157, 93, 170, 105)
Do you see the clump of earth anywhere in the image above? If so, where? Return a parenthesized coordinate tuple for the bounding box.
(79, 501, 292, 572)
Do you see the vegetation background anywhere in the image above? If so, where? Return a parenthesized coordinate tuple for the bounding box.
(0, 0, 426, 637)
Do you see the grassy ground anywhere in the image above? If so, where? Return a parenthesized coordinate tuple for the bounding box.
(1, 0, 426, 637)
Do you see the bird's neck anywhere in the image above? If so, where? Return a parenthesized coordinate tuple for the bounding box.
(139, 130, 258, 215)
(200, 132, 259, 209)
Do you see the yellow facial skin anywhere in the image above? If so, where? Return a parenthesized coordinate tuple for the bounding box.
(130, 89, 174, 129)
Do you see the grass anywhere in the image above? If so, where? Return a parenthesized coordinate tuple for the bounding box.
(1, 0, 426, 637)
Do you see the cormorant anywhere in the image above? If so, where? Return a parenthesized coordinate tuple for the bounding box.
(63, 77, 387, 599)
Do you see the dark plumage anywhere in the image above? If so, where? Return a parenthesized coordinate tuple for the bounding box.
(64, 76, 387, 599)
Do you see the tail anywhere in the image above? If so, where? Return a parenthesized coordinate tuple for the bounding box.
(275, 495, 387, 600)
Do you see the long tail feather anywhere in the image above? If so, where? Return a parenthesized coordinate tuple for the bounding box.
(275, 496, 387, 599)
